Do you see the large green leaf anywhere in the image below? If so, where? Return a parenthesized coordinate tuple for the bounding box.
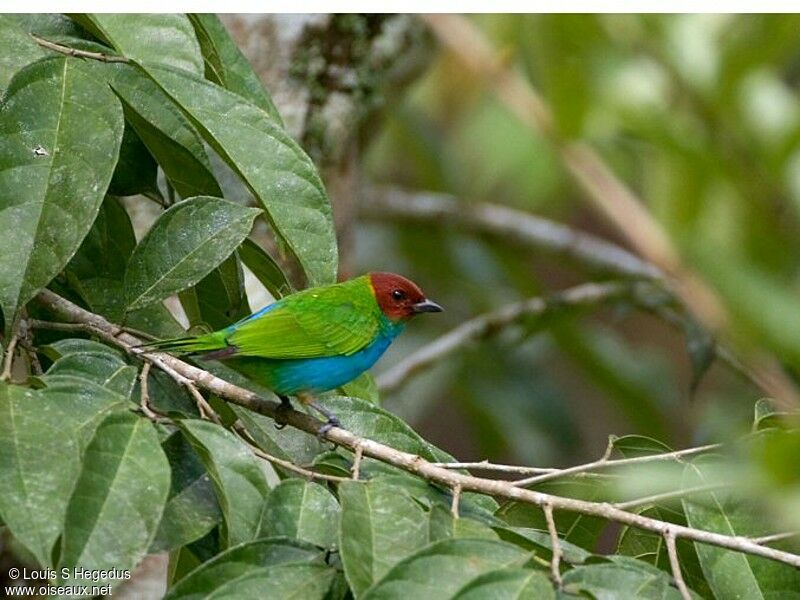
(38, 350, 137, 399)
(427, 504, 498, 543)
(151, 431, 222, 552)
(187, 14, 282, 122)
(37, 379, 131, 448)
(197, 563, 335, 600)
(339, 480, 431, 597)
(76, 14, 204, 76)
(260, 479, 340, 549)
(124, 196, 260, 311)
(562, 556, 697, 599)
(0, 56, 124, 332)
(453, 568, 554, 599)
(0, 15, 46, 92)
(67, 196, 136, 281)
(104, 63, 222, 199)
(142, 64, 337, 286)
(164, 537, 323, 600)
(178, 419, 271, 547)
(614, 435, 711, 598)
(362, 538, 530, 599)
(495, 476, 608, 551)
(0, 383, 81, 567)
(682, 457, 800, 599)
(59, 412, 170, 588)
(73, 276, 186, 338)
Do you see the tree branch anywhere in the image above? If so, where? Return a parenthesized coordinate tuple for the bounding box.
(361, 186, 662, 280)
(422, 14, 800, 412)
(377, 281, 628, 394)
(32, 35, 128, 63)
(31, 287, 800, 569)
(665, 528, 692, 600)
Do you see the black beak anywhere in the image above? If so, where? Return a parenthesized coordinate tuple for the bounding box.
(412, 299, 443, 314)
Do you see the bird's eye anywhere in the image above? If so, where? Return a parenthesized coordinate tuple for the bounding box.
(391, 289, 406, 301)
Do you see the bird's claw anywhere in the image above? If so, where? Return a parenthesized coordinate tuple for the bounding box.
(273, 398, 292, 430)
(317, 416, 341, 442)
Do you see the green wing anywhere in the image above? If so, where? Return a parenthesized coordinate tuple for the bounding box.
(226, 277, 381, 359)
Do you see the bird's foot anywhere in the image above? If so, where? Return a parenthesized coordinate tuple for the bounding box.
(316, 415, 342, 439)
(274, 395, 293, 430)
(306, 400, 343, 443)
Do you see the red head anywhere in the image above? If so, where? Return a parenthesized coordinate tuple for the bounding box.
(369, 272, 443, 321)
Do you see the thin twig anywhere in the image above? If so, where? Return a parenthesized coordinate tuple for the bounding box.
(431, 460, 558, 475)
(33, 288, 800, 569)
(362, 186, 661, 280)
(232, 420, 347, 483)
(422, 13, 800, 412)
(750, 532, 800, 545)
(1, 333, 19, 382)
(185, 382, 222, 425)
(543, 502, 563, 587)
(378, 282, 627, 394)
(665, 529, 692, 600)
(513, 443, 719, 488)
(614, 483, 726, 510)
(137, 362, 162, 422)
(351, 443, 364, 481)
(451, 483, 462, 519)
(32, 34, 128, 63)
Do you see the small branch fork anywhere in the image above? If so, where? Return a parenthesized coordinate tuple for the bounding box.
(31, 288, 800, 569)
(665, 528, 691, 600)
(543, 502, 563, 588)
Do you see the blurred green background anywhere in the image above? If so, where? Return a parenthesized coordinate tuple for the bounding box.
(337, 14, 800, 468)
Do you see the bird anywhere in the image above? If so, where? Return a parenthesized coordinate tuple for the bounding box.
(143, 272, 442, 433)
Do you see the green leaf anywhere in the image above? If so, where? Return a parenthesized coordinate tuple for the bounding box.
(178, 419, 271, 547)
(74, 276, 186, 338)
(682, 457, 800, 599)
(151, 431, 222, 552)
(105, 63, 222, 198)
(0, 15, 46, 92)
(341, 372, 381, 405)
(0, 383, 81, 567)
(59, 412, 170, 588)
(260, 479, 340, 548)
(37, 379, 131, 448)
(613, 435, 711, 598)
(124, 196, 261, 311)
(562, 557, 695, 599)
(321, 396, 454, 463)
(197, 563, 335, 600)
(428, 504, 499, 543)
(76, 14, 204, 76)
(230, 402, 326, 467)
(493, 526, 591, 565)
(164, 537, 324, 600)
(40, 337, 125, 361)
(362, 538, 530, 599)
(108, 124, 158, 196)
(238, 237, 293, 298)
(496, 476, 607, 551)
(0, 56, 124, 332)
(142, 64, 337, 286)
(67, 196, 136, 281)
(38, 350, 137, 399)
(187, 14, 282, 122)
(453, 568, 554, 599)
(180, 252, 250, 331)
(339, 480, 430, 596)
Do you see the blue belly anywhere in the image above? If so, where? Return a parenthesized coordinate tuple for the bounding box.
(228, 329, 400, 396)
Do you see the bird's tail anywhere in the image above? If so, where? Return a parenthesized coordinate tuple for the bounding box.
(136, 332, 226, 355)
